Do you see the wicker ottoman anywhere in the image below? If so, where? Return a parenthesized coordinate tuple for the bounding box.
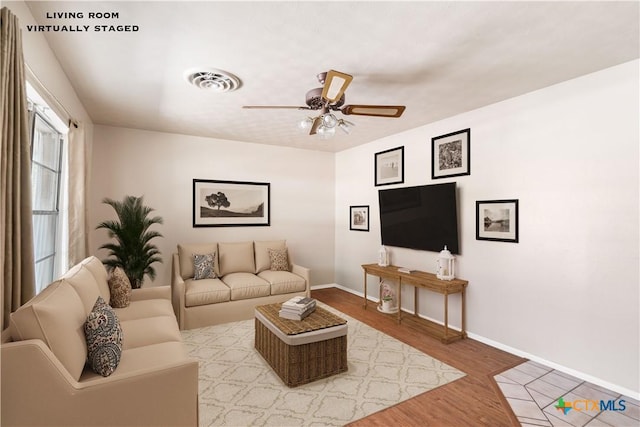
(254, 303, 348, 387)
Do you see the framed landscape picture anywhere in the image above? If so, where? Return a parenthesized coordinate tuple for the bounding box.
(349, 205, 370, 231)
(476, 199, 519, 242)
(432, 128, 470, 179)
(193, 179, 270, 227)
(375, 146, 404, 186)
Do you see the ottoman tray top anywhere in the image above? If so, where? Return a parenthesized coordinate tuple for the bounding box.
(255, 303, 347, 346)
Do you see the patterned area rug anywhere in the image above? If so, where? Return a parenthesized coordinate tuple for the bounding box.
(181, 304, 465, 426)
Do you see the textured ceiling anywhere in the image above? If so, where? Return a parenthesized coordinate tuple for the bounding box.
(24, 1, 640, 152)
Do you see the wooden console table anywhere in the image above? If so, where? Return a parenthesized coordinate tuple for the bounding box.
(362, 263, 468, 343)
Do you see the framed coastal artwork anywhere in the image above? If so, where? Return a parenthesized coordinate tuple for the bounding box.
(476, 199, 519, 243)
(375, 146, 404, 186)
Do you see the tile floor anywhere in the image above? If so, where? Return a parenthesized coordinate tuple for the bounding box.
(495, 361, 640, 426)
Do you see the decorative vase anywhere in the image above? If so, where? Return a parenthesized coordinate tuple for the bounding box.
(381, 300, 392, 312)
(378, 245, 389, 267)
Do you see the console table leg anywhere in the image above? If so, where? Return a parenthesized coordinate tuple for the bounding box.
(444, 293, 449, 340)
(363, 271, 368, 309)
(462, 288, 467, 338)
(397, 280, 402, 324)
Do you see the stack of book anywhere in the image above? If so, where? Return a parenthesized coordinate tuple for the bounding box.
(279, 296, 316, 320)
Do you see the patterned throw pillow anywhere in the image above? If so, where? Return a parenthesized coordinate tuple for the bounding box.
(194, 253, 217, 280)
(108, 267, 132, 308)
(84, 296, 124, 377)
(268, 248, 289, 271)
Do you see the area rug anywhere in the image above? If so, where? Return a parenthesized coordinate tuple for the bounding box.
(181, 303, 465, 426)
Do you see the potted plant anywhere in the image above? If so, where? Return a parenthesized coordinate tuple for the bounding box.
(96, 195, 163, 288)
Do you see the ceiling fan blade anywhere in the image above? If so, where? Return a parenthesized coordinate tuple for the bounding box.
(341, 105, 406, 118)
(321, 70, 353, 103)
(242, 105, 309, 110)
(309, 116, 323, 135)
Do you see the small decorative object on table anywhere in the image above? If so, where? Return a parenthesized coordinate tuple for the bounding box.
(378, 280, 398, 313)
(279, 296, 316, 320)
(378, 245, 389, 267)
(436, 245, 455, 280)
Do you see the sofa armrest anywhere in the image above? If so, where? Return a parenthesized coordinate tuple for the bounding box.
(292, 264, 311, 296)
(1, 339, 198, 426)
(130, 285, 170, 301)
(171, 253, 187, 328)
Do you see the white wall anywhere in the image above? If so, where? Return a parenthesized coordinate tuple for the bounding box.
(90, 126, 336, 286)
(335, 60, 639, 395)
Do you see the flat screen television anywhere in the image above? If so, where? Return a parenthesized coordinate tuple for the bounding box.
(378, 182, 460, 254)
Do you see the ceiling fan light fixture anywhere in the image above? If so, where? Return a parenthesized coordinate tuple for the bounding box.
(317, 125, 336, 139)
(337, 119, 354, 134)
(298, 117, 314, 131)
(322, 113, 338, 128)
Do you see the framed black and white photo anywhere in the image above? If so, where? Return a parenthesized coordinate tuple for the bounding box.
(375, 146, 404, 186)
(193, 179, 270, 227)
(349, 205, 369, 231)
(432, 128, 470, 179)
(476, 199, 519, 243)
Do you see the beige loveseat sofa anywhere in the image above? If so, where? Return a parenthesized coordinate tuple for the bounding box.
(172, 240, 310, 330)
(1, 256, 198, 427)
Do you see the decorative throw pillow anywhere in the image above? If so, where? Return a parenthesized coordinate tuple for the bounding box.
(108, 267, 132, 308)
(268, 248, 289, 271)
(194, 253, 217, 280)
(84, 296, 123, 377)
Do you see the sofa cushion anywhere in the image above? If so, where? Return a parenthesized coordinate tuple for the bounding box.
(222, 272, 270, 300)
(113, 299, 175, 321)
(62, 263, 102, 315)
(120, 316, 182, 350)
(108, 267, 132, 308)
(80, 256, 111, 304)
(254, 240, 286, 273)
(218, 242, 255, 276)
(178, 243, 218, 279)
(9, 280, 88, 381)
(194, 253, 217, 280)
(268, 248, 290, 271)
(84, 296, 123, 377)
(79, 341, 191, 382)
(184, 278, 230, 307)
(258, 270, 307, 295)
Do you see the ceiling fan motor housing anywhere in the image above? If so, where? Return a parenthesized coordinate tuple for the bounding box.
(305, 87, 345, 110)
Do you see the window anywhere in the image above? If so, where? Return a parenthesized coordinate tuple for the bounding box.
(30, 110, 64, 293)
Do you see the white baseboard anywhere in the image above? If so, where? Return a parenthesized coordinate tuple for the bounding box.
(311, 284, 639, 400)
(467, 333, 640, 400)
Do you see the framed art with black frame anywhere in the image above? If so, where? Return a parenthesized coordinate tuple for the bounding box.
(193, 179, 270, 227)
(375, 146, 404, 186)
(476, 199, 519, 243)
(349, 205, 369, 231)
(432, 128, 470, 179)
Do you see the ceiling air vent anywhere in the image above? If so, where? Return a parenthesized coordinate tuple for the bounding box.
(184, 68, 241, 92)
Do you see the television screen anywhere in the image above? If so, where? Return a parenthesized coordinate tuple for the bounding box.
(378, 182, 460, 254)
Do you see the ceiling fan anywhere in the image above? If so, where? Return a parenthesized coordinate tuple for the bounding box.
(242, 70, 406, 137)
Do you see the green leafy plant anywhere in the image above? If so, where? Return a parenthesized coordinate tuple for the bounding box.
(96, 195, 163, 288)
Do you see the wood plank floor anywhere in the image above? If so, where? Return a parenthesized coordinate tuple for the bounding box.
(312, 287, 525, 427)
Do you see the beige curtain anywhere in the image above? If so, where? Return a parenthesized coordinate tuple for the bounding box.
(67, 123, 89, 266)
(1, 7, 36, 329)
